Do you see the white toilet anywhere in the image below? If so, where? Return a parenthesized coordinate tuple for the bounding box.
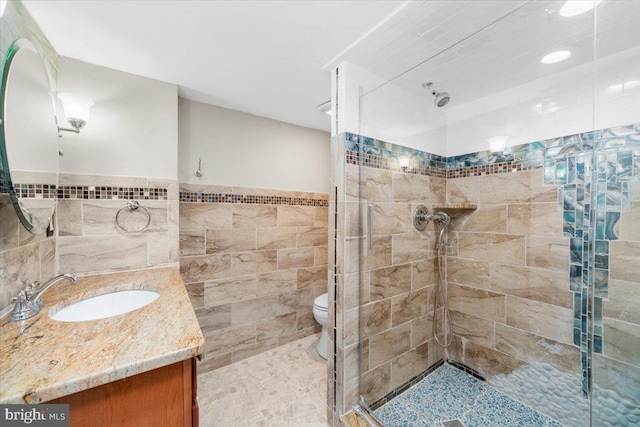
(313, 293, 329, 359)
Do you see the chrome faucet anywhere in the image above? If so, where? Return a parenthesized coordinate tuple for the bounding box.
(7, 274, 77, 322)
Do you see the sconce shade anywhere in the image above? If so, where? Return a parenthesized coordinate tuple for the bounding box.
(58, 92, 94, 129)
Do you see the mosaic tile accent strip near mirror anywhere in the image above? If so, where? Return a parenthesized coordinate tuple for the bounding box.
(57, 186, 168, 200)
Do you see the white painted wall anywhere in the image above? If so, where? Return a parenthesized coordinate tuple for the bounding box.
(340, 45, 640, 157)
(178, 99, 330, 193)
(57, 58, 178, 179)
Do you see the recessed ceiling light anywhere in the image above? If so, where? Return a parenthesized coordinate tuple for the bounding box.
(559, 1, 603, 17)
(541, 50, 572, 64)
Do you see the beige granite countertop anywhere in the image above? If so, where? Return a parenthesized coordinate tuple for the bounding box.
(0, 267, 204, 404)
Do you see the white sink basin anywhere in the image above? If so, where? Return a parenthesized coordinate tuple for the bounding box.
(50, 289, 160, 322)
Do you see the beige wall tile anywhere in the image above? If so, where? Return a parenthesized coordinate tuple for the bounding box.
(479, 170, 557, 204)
(630, 182, 640, 201)
(277, 206, 315, 227)
(38, 238, 56, 283)
(525, 236, 569, 272)
(0, 243, 39, 310)
(207, 228, 256, 253)
(391, 343, 430, 389)
(0, 195, 20, 251)
(490, 264, 572, 308)
(361, 362, 391, 405)
(361, 299, 392, 339)
(204, 323, 256, 357)
(83, 200, 168, 235)
(195, 304, 232, 332)
(447, 257, 490, 290)
(593, 354, 640, 404)
(392, 173, 432, 203)
(495, 323, 579, 374)
(372, 203, 412, 235)
(298, 226, 328, 247)
(277, 288, 314, 315)
(314, 245, 328, 266)
(506, 296, 573, 344)
(197, 353, 232, 374)
(369, 322, 412, 368)
(180, 253, 231, 283)
(457, 232, 525, 265)
(297, 266, 328, 290)
(346, 165, 393, 202)
(412, 259, 437, 290)
(231, 295, 278, 325)
(56, 199, 82, 237)
(256, 312, 298, 342)
(391, 286, 433, 327)
(604, 279, 640, 325)
(179, 229, 205, 256)
(392, 233, 435, 265)
(256, 269, 297, 296)
(370, 264, 412, 301)
(180, 203, 233, 229)
(344, 201, 361, 238)
(205, 276, 257, 306)
(365, 235, 393, 270)
(446, 178, 480, 205)
(256, 227, 297, 250)
(451, 310, 495, 348)
(148, 232, 170, 264)
(610, 241, 640, 281)
(507, 203, 562, 236)
(462, 340, 524, 378)
(185, 282, 204, 308)
(448, 283, 506, 323)
(232, 250, 277, 276)
(619, 201, 640, 241)
(603, 318, 640, 367)
(451, 205, 507, 233)
(315, 206, 329, 227)
(278, 247, 315, 270)
(411, 311, 436, 347)
(233, 204, 277, 228)
(58, 234, 147, 274)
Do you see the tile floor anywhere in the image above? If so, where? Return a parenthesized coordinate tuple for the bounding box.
(373, 364, 563, 427)
(198, 333, 329, 426)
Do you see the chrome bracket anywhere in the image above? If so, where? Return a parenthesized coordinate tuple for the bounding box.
(414, 205, 430, 231)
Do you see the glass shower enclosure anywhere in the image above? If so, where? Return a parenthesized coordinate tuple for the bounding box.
(349, 1, 640, 425)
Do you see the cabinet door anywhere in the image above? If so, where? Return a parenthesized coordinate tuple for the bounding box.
(49, 359, 195, 427)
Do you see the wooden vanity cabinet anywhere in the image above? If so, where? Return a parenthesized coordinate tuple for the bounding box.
(48, 358, 199, 427)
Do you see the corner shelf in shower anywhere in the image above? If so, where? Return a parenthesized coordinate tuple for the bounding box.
(432, 203, 477, 216)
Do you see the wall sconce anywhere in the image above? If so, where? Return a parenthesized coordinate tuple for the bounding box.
(57, 92, 94, 133)
(487, 136, 509, 153)
(399, 155, 415, 173)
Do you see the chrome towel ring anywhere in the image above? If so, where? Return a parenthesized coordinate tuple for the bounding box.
(115, 200, 151, 232)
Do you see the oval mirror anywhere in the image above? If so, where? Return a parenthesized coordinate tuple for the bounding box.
(0, 38, 58, 234)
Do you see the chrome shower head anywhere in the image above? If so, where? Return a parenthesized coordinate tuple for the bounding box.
(422, 82, 450, 107)
(433, 212, 450, 228)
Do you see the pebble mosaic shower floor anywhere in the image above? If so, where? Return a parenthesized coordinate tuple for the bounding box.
(373, 365, 563, 427)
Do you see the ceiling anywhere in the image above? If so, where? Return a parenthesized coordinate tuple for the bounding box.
(22, 1, 638, 134)
(23, 0, 404, 132)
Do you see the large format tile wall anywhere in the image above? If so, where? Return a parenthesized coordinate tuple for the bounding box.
(329, 133, 447, 425)
(332, 125, 640, 426)
(0, 0, 58, 312)
(178, 184, 329, 374)
(56, 173, 179, 275)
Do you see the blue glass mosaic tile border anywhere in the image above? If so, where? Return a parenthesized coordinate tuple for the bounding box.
(373, 364, 561, 427)
(544, 123, 640, 396)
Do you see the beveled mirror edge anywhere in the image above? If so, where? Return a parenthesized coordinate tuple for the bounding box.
(0, 38, 57, 234)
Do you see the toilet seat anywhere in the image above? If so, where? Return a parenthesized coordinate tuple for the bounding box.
(313, 293, 328, 311)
